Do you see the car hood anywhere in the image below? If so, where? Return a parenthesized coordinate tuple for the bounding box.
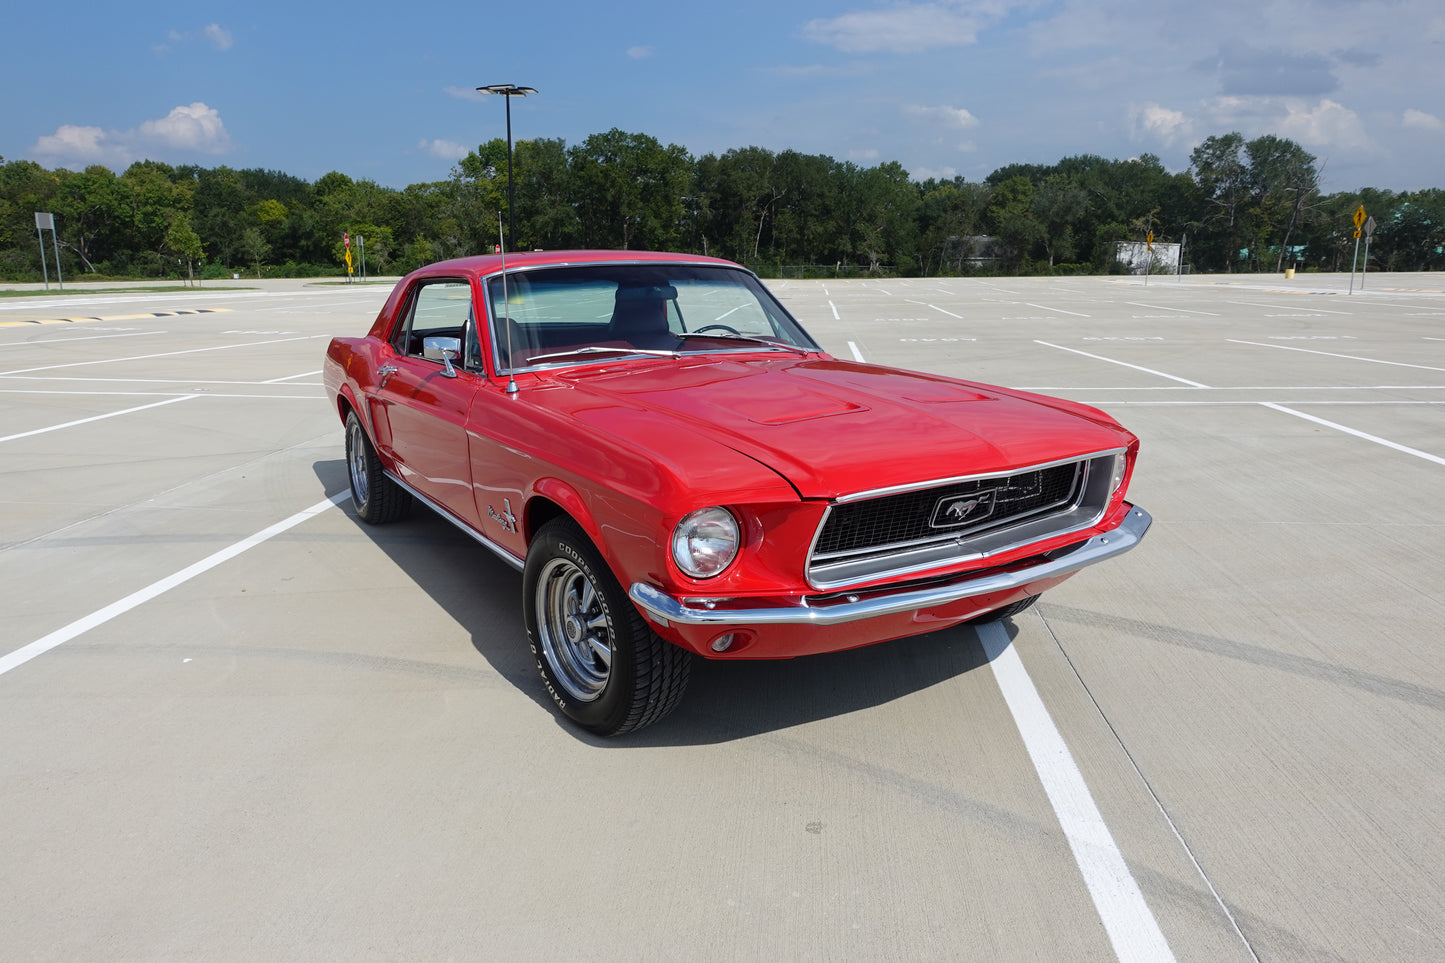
(544, 356, 1134, 500)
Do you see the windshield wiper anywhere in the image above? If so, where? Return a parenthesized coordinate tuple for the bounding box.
(674, 332, 810, 355)
(524, 345, 677, 365)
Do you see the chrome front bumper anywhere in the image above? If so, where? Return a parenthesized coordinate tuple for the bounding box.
(629, 505, 1151, 627)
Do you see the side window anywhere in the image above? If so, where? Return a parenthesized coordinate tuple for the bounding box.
(391, 279, 475, 361)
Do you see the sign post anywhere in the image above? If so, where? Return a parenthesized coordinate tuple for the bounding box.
(1361, 216, 1376, 291)
(1348, 205, 1365, 294)
(34, 212, 63, 291)
(343, 232, 353, 282)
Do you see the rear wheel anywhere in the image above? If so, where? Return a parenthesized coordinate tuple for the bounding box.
(524, 518, 690, 735)
(345, 411, 410, 524)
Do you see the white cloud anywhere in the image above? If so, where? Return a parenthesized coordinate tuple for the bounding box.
(1129, 102, 1192, 147)
(627, 46, 653, 60)
(1277, 98, 1369, 151)
(155, 24, 233, 54)
(419, 138, 470, 160)
(904, 104, 980, 129)
(445, 86, 487, 101)
(203, 24, 233, 51)
(1198, 96, 1370, 153)
(803, 3, 993, 54)
(912, 165, 960, 181)
(137, 103, 232, 154)
(30, 102, 233, 167)
(1402, 108, 1443, 132)
(32, 125, 127, 165)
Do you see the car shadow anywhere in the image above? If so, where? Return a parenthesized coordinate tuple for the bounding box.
(315, 459, 996, 746)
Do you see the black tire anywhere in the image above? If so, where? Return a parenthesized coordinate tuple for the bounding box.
(968, 594, 1040, 624)
(345, 410, 410, 524)
(523, 517, 691, 736)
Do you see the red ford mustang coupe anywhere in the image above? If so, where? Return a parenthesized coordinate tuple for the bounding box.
(324, 251, 1150, 735)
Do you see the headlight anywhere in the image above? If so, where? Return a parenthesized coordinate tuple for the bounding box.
(1108, 452, 1128, 494)
(672, 507, 740, 578)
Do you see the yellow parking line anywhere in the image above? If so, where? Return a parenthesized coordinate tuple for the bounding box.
(0, 308, 231, 327)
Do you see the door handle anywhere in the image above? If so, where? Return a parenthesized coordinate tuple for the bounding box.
(378, 364, 398, 388)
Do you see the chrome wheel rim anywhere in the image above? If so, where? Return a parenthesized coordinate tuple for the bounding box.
(347, 420, 370, 507)
(535, 557, 612, 702)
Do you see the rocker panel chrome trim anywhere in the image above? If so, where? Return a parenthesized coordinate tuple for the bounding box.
(383, 470, 526, 572)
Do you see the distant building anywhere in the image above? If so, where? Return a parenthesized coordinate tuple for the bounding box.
(1115, 241, 1181, 275)
(943, 235, 999, 268)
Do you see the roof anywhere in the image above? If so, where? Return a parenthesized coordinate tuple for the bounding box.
(419, 250, 742, 278)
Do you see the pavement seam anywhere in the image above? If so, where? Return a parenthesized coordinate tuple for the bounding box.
(1035, 607, 1263, 962)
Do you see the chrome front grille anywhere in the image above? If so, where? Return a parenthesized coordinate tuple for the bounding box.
(806, 452, 1121, 589)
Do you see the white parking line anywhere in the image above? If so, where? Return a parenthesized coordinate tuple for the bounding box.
(0, 375, 320, 386)
(1020, 385, 1445, 393)
(1227, 299, 1352, 316)
(0, 389, 317, 401)
(979, 622, 1175, 962)
(1026, 341, 1444, 466)
(1227, 339, 1445, 373)
(846, 339, 1171, 955)
(0, 331, 162, 347)
(0, 395, 198, 443)
(1026, 303, 1091, 317)
(0, 335, 328, 377)
(264, 369, 323, 384)
(1262, 404, 1445, 466)
(1125, 302, 1219, 316)
(1035, 341, 1212, 388)
(0, 493, 347, 679)
(905, 299, 964, 319)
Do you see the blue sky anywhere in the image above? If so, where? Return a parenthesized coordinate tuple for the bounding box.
(4, 0, 1441, 193)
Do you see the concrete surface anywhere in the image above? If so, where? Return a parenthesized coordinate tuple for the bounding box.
(1, 271, 1441, 961)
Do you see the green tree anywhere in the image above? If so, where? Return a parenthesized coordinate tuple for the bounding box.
(700, 145, 784, 265)
(986, 175, 1043, 269)
(1032, 174, 1090, 267)
(166, 213, 205, 285)
(568, 129, 691, 251)
(239, 226, 269, 277)
(1244, 135, 1319, 271)
(770, 150, 843, 267)
(513, 137, 578, 250)
(1190, 133, 1249, 271)
(1387, 189, 1445, 270)
(53, 166, 129, 272)
(853, 161, 920, 273)
(917, 177, 990, 275)
(186, 165, 246, 269)
(120, 161, 194, 274)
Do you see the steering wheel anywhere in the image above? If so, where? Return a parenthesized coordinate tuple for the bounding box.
(692, 323, 741, 336)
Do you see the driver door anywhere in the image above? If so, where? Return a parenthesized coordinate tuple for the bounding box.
(370, 278, 482, 526)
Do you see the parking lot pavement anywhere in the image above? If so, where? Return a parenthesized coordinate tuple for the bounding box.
(2, 273, 1442, 960)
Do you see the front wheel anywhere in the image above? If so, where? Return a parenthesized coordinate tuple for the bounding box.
(967, 594, 1039, 624)
(523, 518, 690, 735)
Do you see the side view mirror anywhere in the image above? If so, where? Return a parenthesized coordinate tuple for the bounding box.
(423, 336, 462, 378)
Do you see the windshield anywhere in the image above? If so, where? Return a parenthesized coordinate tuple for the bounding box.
(486, 263, 819, 372)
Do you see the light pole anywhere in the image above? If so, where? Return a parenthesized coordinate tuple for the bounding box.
(476, 84, 537, 253)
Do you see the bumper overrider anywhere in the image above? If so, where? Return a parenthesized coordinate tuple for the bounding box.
(630, 505, 1150, 637)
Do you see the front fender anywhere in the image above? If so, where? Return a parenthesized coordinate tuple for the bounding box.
(529, 476, 604, 550)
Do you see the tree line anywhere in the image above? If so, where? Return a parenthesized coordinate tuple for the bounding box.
(1, 128, 1440, 283)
